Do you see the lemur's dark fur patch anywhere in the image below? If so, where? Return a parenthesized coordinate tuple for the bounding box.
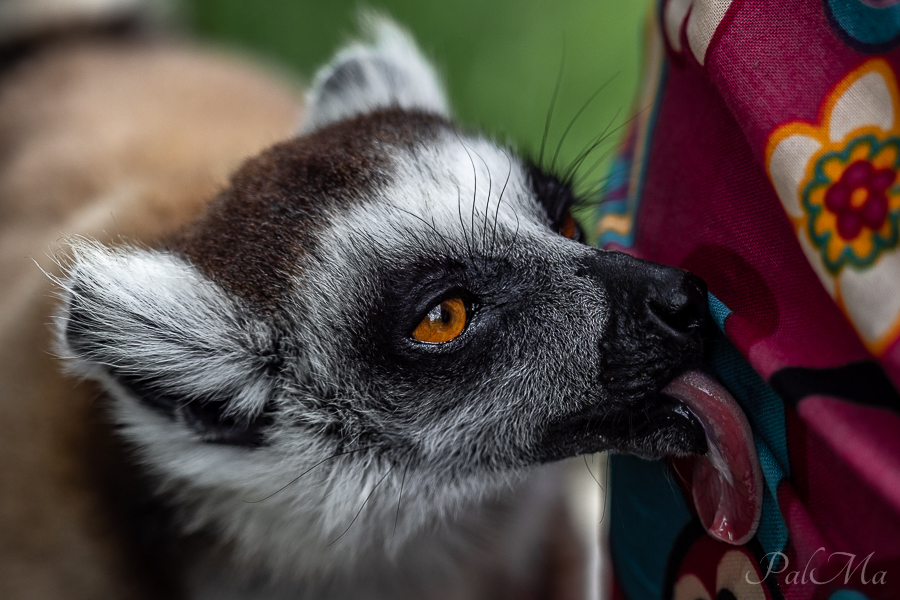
(172, 109, 451, 310)
(527, 165, 578, 230)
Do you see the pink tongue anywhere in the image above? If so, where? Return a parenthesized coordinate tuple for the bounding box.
(662, 370, 763, 545)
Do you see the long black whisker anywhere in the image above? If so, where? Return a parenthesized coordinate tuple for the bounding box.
(572, 147, 616, 193)
(573, 147, 618, 192)
(550, 74, 619, 173)
(563, 107, 625, 184)
(583, 454, 603, 488)
(566, 108, 629, 179)
(382, 202, 457, 255)
(490, 151, 513, 259)
(457, 186, 474, 260)
(539, 43, 566, 168)
(392, 456, 411, 538)
(463, 142, 479, 263)
(479, 151, 493, 256)
(458, 139, 491, 258)
(500, 208, 520, 262)
(453, 133, 478, 262)
(567, 108, 646, 188)
(599, 452, 611, 524)
(328, 464, 395, 546)
(244, 446, 373, 504)
(568, 175, 620, 211)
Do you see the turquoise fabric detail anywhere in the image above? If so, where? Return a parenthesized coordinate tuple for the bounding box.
(605, 155, 630, 193)
(609, 455, 692, 600)
(711, 336, 790, 474)
(710, 308, 790, 557)
(827, 0, 900, 46)
(828, 590, 873, 600)
(708, 293, 731, 332)
(756, 444, 789, 558)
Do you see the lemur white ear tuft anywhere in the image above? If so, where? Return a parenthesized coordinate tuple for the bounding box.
(300, 13, 450, 133)
(57, 242, 278, 446)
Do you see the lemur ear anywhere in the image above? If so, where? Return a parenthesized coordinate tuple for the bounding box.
(58, 243, 279, 446)
(300, 13, 450, 133)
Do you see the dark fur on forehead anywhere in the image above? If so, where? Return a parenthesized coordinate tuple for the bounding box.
(171, 109, 453, 310)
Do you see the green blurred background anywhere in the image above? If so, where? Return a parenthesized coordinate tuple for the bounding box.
(183, 0, 652, 200)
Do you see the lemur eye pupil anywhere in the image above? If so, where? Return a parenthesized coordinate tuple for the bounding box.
(412, 297, 467, 343)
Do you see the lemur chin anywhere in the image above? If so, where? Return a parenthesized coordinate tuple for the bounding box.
(51, 14, 715, 600)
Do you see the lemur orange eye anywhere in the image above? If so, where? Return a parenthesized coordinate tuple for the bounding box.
(412, 298, 467, 343)
(560, 213, 577, 239)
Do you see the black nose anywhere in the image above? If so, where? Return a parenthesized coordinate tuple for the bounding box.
(577, 249, 709, 337)
(646, 270, 708, 336)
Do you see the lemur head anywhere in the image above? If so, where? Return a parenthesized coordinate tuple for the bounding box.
(58, 17, 709, 584)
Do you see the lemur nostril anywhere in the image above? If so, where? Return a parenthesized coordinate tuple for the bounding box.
(577, 249, 709, 337)
(648, 272, 708, 335)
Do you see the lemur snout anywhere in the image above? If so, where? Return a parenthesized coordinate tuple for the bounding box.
(579, 249, 709, 339)
(645, 270, 708, 338)
(531, 250, 713, 461)
(582, 248, 710, 402)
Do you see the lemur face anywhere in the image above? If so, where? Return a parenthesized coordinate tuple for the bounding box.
(58, 18, 709, 580)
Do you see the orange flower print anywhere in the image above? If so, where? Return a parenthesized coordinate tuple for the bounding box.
(767, 58, 900, 354)
(804, 135, 900, 273)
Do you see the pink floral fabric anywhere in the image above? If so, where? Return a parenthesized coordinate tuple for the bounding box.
(595, 1, 900, 599)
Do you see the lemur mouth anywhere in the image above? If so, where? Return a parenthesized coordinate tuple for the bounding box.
(659, 370, 763, 546)
(537, 370, 762, 546)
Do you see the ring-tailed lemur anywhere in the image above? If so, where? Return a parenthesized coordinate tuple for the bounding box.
(1, 2, 758, 599)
